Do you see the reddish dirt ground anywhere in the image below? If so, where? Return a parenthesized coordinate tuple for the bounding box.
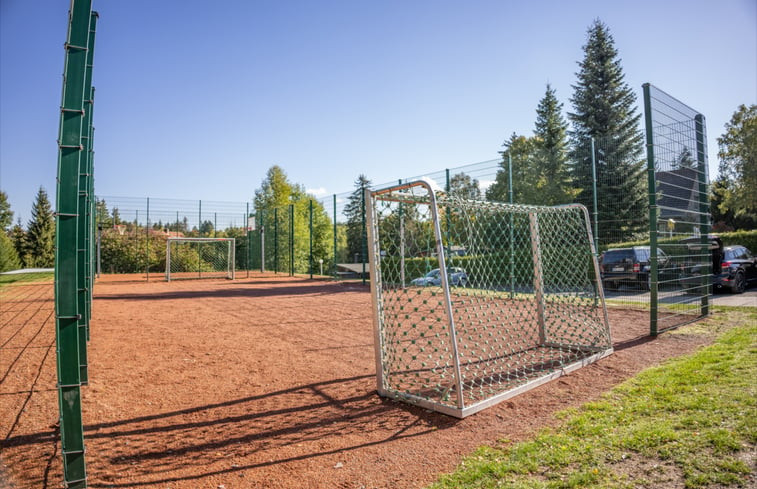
(1, 273, 716, 489)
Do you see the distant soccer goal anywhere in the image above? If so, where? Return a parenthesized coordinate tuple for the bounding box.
(366, 179, 612, 418)
(165, 237, 235, 281)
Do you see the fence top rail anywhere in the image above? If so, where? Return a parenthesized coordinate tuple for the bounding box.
(167, 237, 235, 243)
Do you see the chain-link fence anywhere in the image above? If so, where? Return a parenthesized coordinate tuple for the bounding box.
(94, 196, 254, 280)
(365, 180, 612, 417)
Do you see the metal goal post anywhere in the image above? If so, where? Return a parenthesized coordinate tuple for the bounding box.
(365, 179, 613, 418)
(165, 237, 235, 281)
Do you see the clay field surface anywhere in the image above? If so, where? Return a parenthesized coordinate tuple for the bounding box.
(1, 273, 714, 489)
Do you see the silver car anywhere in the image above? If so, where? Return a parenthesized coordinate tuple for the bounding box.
(410, 267, 468, 287)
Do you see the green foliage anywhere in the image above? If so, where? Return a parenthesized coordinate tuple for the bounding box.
(533, 84, 575, 205)
(429, 312, 756, 489)
(8, 219, 26, 268)
(253, 166, 334, 274)
(716, 104, 757, 220)
(486, 134, 541, 204)
(25, 187, 55, 268)
(602, 230, 757, 255)
(449, 173, 482, 200)
(0, 190, 13, 231)
(0, 230, 21, 272)
(568, 20, 647, 243)
(345, 174, 371, 263)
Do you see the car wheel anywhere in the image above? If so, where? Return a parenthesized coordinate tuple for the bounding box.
(731, 272, 746, 294)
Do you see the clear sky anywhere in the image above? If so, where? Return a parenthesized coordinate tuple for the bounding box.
(1, 0, 755, 224)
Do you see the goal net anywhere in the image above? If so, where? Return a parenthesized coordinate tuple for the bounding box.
(165, 237, 235, 281)
(366, 179, 612, 418)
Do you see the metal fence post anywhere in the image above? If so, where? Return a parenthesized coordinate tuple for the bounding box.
(333, 194, 337, 280)
(309, 199, 314, 279)
(643, 83, 659, 336)
(695, 114, 710, 316)
(590, 137, 599, 252)
(508, 153, 515, 298)
(54, 1, 92, 485)
(289, 203, 294, 276)
(246, 202, 251, 278)
(274, 207, 278, 274)
(361, 185, 367, 285)
(147, 198, 151, 281)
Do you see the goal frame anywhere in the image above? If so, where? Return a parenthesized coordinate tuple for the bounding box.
(366, 178, 612, 418)
(165, 237, 235, 282)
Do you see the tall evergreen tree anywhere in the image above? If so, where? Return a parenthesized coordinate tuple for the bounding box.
(9, 218, 27, 267)
(533, 84, 574, 205)
(26, 187, 56, 267)
(568, 20, 647, 242)
(717, 104, 757, 218)
(486, 134, 541, 204)
(0, 190, 13, 231)
(344, 174, 371, 263)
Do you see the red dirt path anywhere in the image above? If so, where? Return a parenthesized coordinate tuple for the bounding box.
(1, 273, 715, 489)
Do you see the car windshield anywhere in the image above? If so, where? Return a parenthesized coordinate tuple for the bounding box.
(426, 270, 440, 278)
(602, 250, 634, 264)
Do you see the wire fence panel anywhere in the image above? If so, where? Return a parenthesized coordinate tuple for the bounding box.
(643, 84, 711, 333)
(366, 180, 612, 417)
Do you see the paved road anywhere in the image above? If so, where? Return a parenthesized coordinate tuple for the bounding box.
(605, 287, 757, 307)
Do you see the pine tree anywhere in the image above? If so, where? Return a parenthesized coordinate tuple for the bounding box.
(0, 230, 21, 272)
(9, 218, 27, 267)
(486, 133, 540, 204)
(568, 20, 647, 242)
(26, 187, 56, 267)
(533, 84, 574, 205)
(344, 174, 371, 263)
(0, 190, 13, 231)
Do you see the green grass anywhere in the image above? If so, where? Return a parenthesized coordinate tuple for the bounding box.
(429, 309, 756, 489)
(0, 271, 55, 287)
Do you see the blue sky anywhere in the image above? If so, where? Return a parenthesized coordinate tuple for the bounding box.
(1, 0, 755, 224)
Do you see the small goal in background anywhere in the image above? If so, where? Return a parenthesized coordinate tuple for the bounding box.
(366, 179, 613, 418)
(165, 237, 235, 281)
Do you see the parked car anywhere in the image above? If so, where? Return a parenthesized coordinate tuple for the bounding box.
(410, 267, 468, 287)
(599, 246, 673, 291)
(680, 239, 757, 294)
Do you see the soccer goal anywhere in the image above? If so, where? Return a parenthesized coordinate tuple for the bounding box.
(365, 179, 612, 418)
(165, 237, 235, 281)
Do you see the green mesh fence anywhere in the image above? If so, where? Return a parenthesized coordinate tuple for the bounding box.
(643, 84, 711, 333)
(367, 180, 612, 418)
(165, 238, 235, 281)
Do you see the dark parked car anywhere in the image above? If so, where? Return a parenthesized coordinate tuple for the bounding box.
(717, 246, 757, 292)
(681, 242, 757, 294)
(600, 246, 672, 291)
(410, 267, 468, 287)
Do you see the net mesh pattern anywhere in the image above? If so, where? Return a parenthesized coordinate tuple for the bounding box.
(166, 239, 234, 280)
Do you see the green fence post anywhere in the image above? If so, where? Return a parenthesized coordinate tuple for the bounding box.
(76, 9, 97, 382)
(508, 153, 515, 298)
(146, 198, 150, 281)
(274, 207, 278, 274)
(246, 203, 251, 278)
(361, 184, 367, 285)
(289, 203, 294, 276)
(590, 137, 599, 252)
(695, 114, 710, 316)
(643, 83, 659, 336)
(309, 199, 314, 279)
(54, 1, 92, 486)
(333, 194, 337, 280)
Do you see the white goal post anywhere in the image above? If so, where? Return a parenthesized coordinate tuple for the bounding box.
(165, 237, 235, 281)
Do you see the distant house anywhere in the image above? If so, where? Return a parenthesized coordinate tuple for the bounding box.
(656, 167, 705, 224)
